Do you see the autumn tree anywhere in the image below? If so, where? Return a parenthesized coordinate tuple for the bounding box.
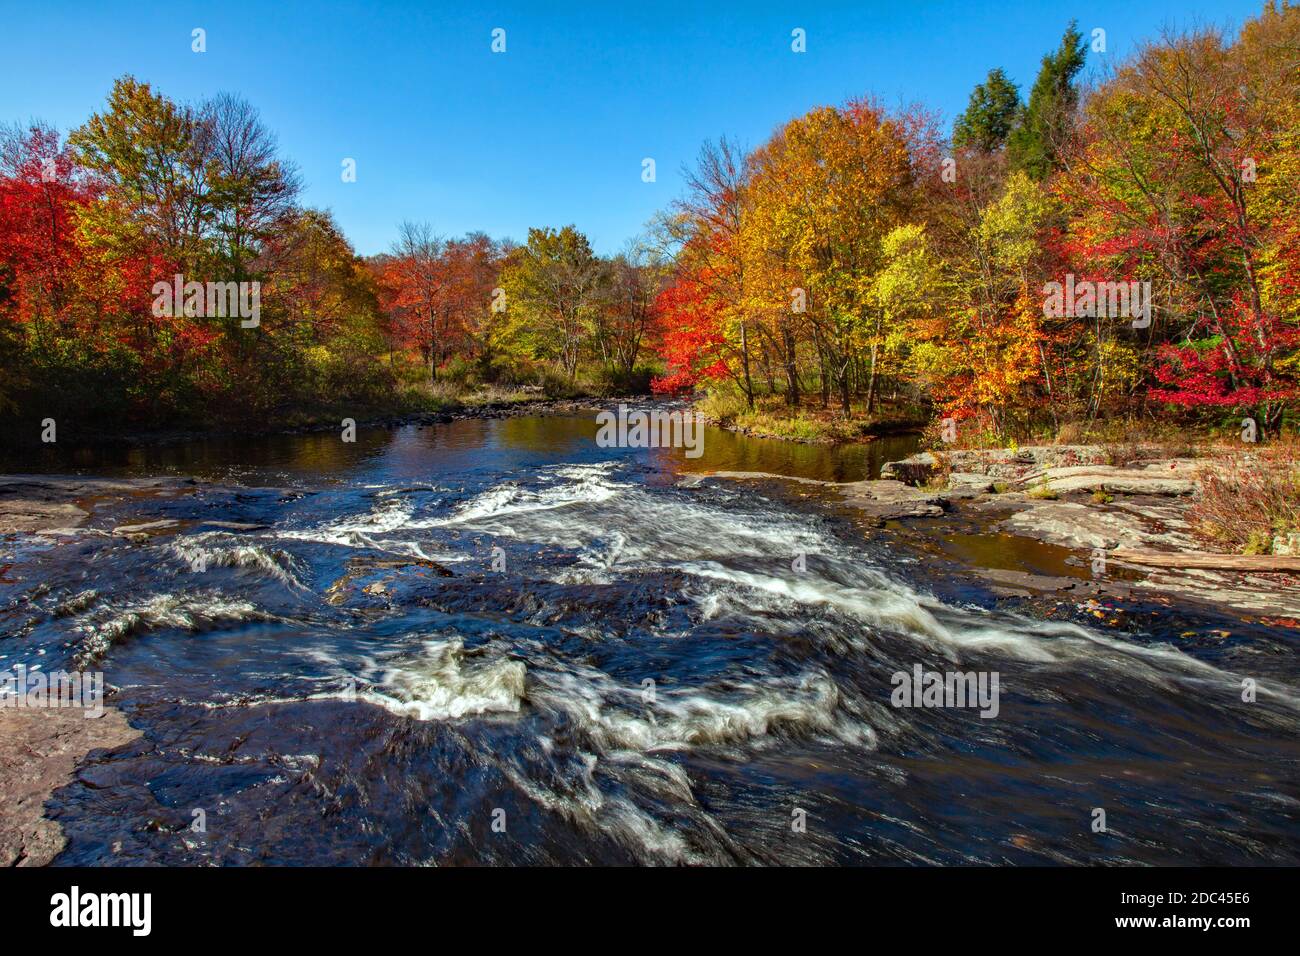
(1056, 4, 1300, 432)
(498, 225, 606, 380)
(741, 102, 915, 412)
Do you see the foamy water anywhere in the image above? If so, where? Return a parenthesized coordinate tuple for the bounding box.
(4, 416, 1297, 865)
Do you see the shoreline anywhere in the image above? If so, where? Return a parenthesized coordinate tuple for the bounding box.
(0, 394, 632, 452)
(701, 443, 1300, 618)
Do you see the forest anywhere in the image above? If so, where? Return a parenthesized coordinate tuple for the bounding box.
(1, 1, 1297, 444)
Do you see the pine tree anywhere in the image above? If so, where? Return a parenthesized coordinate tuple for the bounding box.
(1006, 22, 1088, 179)
(952, 68, 1022, 152)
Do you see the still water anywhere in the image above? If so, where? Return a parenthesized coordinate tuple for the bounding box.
(2, 413, 1297, 864)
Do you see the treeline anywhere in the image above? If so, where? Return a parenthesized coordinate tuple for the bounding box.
(654, 2, 1300, 439)
(0, 78, 665, 433)
(3, 3, 1297, 441)
(373, 221, 664, 396)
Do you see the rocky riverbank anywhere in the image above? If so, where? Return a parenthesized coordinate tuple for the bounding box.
(706, 444, 1300, 618)
(0, 477, 184, 864)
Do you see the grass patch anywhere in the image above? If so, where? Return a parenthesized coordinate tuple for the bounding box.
(694, 390, 915, 443)
(1027, 479, 1059, 500)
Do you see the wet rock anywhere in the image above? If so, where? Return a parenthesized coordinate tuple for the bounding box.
(975, 567, 1086, 597)
(838, 479, 947, 519)
(705, 471, 838, 487)
(325, 555, 454, 606)
(0, 475, 196, 498)
(112, 519, 181, 535)
(0, 475, 201, 534)
(705, 471, 947, 519)
(880, 451, 938, 484)
(201, 521, 270, 531)
(0, 500, 89, 534)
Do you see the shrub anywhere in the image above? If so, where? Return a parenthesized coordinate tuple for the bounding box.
(1191, 447, 1300, 554)
(697, 389, 747, 424)
(537, 367, 583, 398)
(437, 355, 479, 389)
(1027, 479, 1058, 500)
(590, 365, 656, 396)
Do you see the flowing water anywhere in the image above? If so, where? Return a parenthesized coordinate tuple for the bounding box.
(2, 410, 1298, 865)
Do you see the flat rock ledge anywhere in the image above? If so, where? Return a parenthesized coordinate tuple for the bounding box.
(882, 447, 1198, 496)
(0, 706, 140, 866)
(0, 475, 201, 535)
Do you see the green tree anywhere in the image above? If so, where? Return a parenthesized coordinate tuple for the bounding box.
(1007, 22, 1088, 179)
(953, 68, 1022, 152)
(498, 225, 606, 380)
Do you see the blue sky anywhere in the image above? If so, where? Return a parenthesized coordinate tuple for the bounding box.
(0, 0, 1265, 256)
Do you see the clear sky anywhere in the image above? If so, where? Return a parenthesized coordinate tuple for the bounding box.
(0, 0, 1266, 257)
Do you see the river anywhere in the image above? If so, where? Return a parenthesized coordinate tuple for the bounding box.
(2, 409, 1297, 865)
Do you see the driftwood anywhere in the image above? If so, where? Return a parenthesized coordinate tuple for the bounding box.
(1111, 549, 1300, 573)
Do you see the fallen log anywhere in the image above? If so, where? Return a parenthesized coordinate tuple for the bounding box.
(1111, 549, 1300, 573)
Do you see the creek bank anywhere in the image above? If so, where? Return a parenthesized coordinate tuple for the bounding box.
(697, 412, 927, 446)
(705, 444, 1300, 617)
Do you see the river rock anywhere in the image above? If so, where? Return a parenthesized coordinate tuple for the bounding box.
(0, 500, 89, 534)
(879, 451, 938, 484)
(702, 471, 947, 519)
(0, 707, 140, 866)
(112, 519, 181, 535)
(838, 479, 947, 519)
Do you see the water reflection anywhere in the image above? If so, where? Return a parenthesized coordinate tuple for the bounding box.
(668, 427, 920, 482)
(1, 414, 920, 485)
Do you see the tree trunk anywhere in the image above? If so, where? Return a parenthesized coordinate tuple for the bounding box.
(866, 343, 879, 414)
(782, 325, 799, 407)
(740, 320, 754, 409)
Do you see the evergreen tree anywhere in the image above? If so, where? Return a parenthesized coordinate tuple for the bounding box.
(1006, 21, 1088, 179)
(952, 68, 1022, 152)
